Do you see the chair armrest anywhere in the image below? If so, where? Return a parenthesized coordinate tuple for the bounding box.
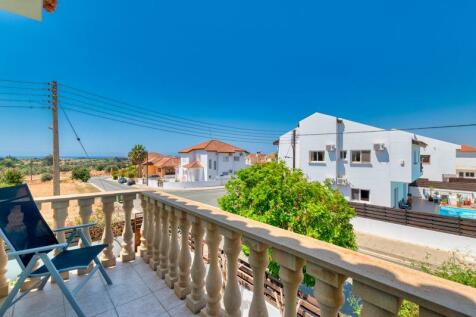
(53, 222, 97, 232)
(7, 243, 69, 257)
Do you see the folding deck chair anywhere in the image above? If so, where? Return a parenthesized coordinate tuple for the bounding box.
(0, 184, 112, 317)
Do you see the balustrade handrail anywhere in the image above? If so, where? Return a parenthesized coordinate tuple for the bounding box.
(144, 191, 476, 317)
(34, 188, 155, 203)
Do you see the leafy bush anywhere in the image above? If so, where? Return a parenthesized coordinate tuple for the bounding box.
(71, 167, 91, 182)
(219, 161, 356, 286)
(112, 172, 119, 180)
(40, 173, 53, 182)
(0, 168, 24, 186)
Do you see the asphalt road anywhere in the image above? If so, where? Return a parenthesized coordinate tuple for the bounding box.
(162, 188, 226, 207)
(90, 176, 225, 207)
(89, 176, 134, 191)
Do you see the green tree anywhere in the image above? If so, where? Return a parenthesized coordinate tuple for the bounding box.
(0, 168, 24, 186)
(42, 154, 53, 166)
(219, 161, 356, 285)
(71, 167, 91, 182)
(128, 144, 147, 178)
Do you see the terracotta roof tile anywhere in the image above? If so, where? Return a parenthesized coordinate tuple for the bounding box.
(183, 160, 203, 168)
(143, 152, 179, 168)
(179, 139, 247, 154)
(460, 144, 476, 153)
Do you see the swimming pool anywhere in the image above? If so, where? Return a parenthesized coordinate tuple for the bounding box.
(439, 206, 476, 219)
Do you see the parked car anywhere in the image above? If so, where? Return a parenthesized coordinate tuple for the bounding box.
(127, 179, 136, 186)
(118, 177, 127, 184)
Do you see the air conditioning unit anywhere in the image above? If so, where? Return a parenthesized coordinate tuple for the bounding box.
(336, 177, 348, 185)
(326, 144, 336, 151)
(327, 178, 336, 185)
(374, 143, 386, 151)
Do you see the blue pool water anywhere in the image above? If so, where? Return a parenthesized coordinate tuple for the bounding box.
(439, 206, 476, 219)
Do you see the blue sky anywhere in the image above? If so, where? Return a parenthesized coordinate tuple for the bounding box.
(1, 0, 475, 157)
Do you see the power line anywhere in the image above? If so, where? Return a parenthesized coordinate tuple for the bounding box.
(62, 106, 273, 144)
(294, 123, 476, 138)
(59, 89, 283, 137)
(0, 105, 49, 109)
(59, 82, 286, 134)
(61, 108, 90, 158)
(0, 79, 48, 85)
(59, 96, 279, 141)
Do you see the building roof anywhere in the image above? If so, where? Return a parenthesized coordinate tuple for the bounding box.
(412, 139, 427, 147)
(460, 144, 476, 153)
(183, 161, 203, 169)
(178, 140, 247, 154)
(143, 152, 179, 168)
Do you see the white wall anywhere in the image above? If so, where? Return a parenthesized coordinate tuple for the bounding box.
(456, 151, 476, 177)
(278, 112, 422, 207)
(179, 150, 247, 182)
(417, 136, 458, 181)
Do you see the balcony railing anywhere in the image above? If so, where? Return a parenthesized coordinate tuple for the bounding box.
(0, 189, 475, 317)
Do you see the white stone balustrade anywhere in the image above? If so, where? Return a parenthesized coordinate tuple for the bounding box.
(200, 222, 223, 317)
(141, 191, 476, 317)
(1, 188, 473, 317)
(120, 194, 136, 263)
(100, 196, 117, 268)
(186, 216, 207, 313)
(165, 206, 179, 288)
(139, 194, 149, 259)
(149, 200, 161, 270)
(175, 209, 191, 299)
(51, 200, 70, 279)
(78, 197, 95, 275)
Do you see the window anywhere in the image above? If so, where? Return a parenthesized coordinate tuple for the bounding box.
(421, 155, 430, 164)
(351, 188, 370, 202)
(233, 156, 240, 162)
(413, 150, 419, 165)
(223, 156, 229, 162)
(351, 150, 371, 163)
(309, 151, 325, 162)
(340, 150, 347, 160)
(213, 161, 217, 170)
(459, 172, 465, 177)
(208, 159, 212, 169)
(466, 172, 475, 178)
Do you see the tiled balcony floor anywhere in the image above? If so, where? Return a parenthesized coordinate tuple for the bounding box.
(3, 256, 279, 317)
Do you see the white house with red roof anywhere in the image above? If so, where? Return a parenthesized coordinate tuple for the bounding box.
(456, 145, 476, 178)
(177, 140, 248, 183)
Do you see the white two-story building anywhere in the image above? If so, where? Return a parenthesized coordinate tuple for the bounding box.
(278, 112, 425, 208)
(178, 139, 248, 183)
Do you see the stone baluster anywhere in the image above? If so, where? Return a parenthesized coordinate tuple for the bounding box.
(244, 238, 269, 317)
(353, 280, 402, 317)
(272, 249, 305, 317)
(200, 223, 223, 317)
(146, 197, 155, 262)
(0, 238, 9, 298)
(120, 194, 136, 263)
(165, 207, 179, 288)
(186, 217, 207, 313)
(100, 196, 117, 267)
(306, 264, 346, 317)
(419, 307, 446, 317)
(222, 230, 242, 317)
(78, 198, 95, 275)
(52, 200, 70, 279)
(158, 204, 170, 279)
(139, 194, 149, 258)
(174, 210, 191, 299)
(149, 200, 161, 270)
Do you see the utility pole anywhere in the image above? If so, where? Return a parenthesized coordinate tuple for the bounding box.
(50, 81, 60, 196)
(292, 129, 296, 169)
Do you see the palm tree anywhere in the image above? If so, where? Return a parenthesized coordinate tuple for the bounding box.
(128, 144, 147, 178)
